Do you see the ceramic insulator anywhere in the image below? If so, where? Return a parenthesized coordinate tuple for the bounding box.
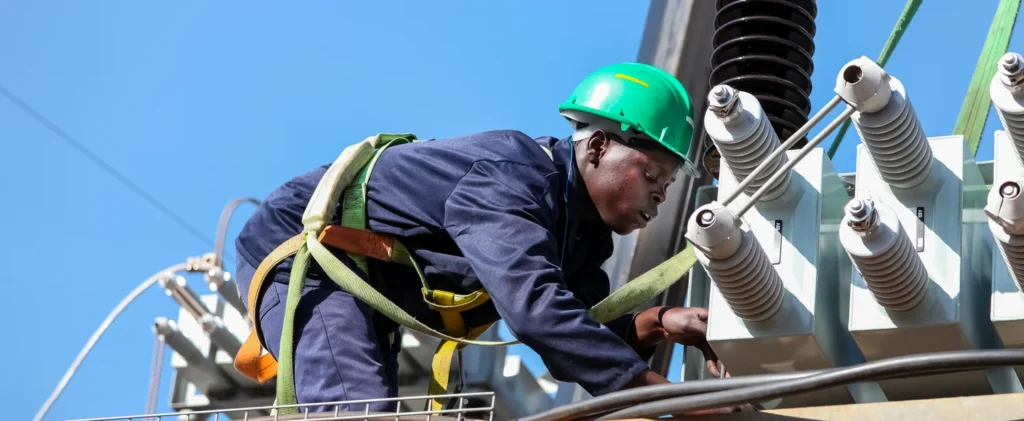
(839, 198, 929, 311)
(991, 52, 1024, 166)
(705, 86, 792, 202)
(853, 77, 932, 188)
(688, 202, 785, 321)
(837, 58, 933, 189)
(985, 179, 1024, 293)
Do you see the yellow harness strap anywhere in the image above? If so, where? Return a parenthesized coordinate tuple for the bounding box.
(424, 289, 495, 411)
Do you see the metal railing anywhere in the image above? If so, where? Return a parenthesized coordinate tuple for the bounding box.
(68, 392, 497, 421)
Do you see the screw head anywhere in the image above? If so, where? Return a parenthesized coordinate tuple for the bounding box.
(846, 198, 877, 232)
(708, 85, 735, 108)
(846, 199, 868, 219)
(1002, 53, 1021, 73)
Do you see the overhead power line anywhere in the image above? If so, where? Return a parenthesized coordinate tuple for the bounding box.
(0, 83, 221, 252)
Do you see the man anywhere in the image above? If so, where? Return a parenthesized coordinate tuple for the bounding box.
(234, 62, 726, 412)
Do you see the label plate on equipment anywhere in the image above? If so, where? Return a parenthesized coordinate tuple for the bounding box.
(915, 206, 925, 252)
(772, 219, 783, 264)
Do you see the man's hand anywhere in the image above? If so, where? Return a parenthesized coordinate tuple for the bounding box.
(658, 307, 725, 378)
(631, 306, 726, 378)
(627, 307, 754, 412)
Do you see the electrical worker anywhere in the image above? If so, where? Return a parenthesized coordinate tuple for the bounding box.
(234, 62, 732, 414)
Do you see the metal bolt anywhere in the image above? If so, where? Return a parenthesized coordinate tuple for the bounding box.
(707, 84, 740, 119)
(846, 198, 878, 232)
(1002, 53, 1021, 73)
(999, 53, 1024, 88)
(1001, 181, 1021, 199)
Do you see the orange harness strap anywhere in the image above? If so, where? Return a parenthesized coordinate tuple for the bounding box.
(234, 226, 399, 383)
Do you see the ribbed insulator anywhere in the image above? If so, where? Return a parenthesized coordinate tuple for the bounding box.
(850, 75, 933, 189)
(839, 199, 929, 312)
(689, 203, 785, 322)
(990, 52, 1024, 166)
(711, 0, 817, 148)
(704, 229, 785, 321)
(705, 86, 792, 201)
(985, 180, 1024, 293)
(993, 233, 1024, 293)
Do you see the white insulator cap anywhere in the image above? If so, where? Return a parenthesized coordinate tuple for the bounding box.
(835, 56, 892, 114)
(986, 180, 1024, 236)
(687, 202, 743, 260)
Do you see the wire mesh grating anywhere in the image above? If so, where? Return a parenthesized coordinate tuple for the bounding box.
(66, 391, 497, 421)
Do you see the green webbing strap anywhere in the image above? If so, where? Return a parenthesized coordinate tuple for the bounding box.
(308, 231, 698, 342)
(340, 135, 413, 275)
(954, 0, 1022, 156)
(275, 241, 311, 415)
(307, 232, 520, 345)
(589, 245, 697, 324)
(826, 0, 922, 159)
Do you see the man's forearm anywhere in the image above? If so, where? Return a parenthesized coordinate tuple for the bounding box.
(622, 368, 670, 390)
(627, 306, 669, 351)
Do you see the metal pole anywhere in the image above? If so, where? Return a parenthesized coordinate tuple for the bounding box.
(627, 0, 717, 378)
(145, 334, 166, 421)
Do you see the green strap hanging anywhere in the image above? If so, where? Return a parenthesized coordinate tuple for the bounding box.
(826, 0, 922, 159)
(953, 0, 1022, 156)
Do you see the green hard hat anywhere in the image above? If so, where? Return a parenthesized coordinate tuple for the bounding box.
(559, 62, 696, 169)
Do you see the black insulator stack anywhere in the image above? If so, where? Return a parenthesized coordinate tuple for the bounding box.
(710, 0, 817, 148)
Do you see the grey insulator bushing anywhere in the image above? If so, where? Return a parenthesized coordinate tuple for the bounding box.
(839, 198, 929, 311)
(991, 52, 1024, 166)
(986, 179, 1024, 293)
(688, 202, 785, 322)
(705, 85, 792, 202)
(836, 57, 933, 189)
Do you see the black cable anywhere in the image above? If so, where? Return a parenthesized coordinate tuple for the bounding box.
(0, 83, 222, 253)
(598, 348, 1024, 420)
(518, 370, 826, 421)
(522, 362, 1001, 421)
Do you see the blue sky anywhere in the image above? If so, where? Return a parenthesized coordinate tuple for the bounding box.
(2, 1, 1019, 419)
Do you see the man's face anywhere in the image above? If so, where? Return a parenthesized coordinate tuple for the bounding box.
(581, 131, 681, 235)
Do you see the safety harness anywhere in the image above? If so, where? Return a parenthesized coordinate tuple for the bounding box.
(233, 133, 699, 414)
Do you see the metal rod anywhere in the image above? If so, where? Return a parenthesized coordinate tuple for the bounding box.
(736, 106, 857, 217)
(721, 95, 845, 207)
(144, 334, 165, 421)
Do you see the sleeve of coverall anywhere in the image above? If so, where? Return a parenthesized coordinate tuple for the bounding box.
(566, 231, 659, 362)
(443, 160, 651, 396)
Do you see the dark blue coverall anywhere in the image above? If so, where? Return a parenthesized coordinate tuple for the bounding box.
(235, 130, 657, 411)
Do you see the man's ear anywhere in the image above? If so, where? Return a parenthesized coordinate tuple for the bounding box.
(585, 130, 611, 167)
